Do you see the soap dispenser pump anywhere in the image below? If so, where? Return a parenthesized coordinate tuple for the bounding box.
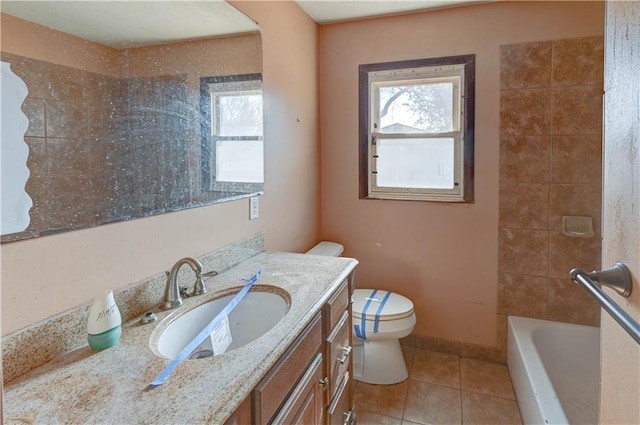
(87, 290, 122, 350)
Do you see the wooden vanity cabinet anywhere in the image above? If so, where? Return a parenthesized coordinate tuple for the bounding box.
(249, 275, 356, 425)
(322, 278, 355, 425)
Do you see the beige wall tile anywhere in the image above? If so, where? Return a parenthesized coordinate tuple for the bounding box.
(459, 344, 505, 364)
(551, 86, 603, 134)
(415, 335, 460, 355)
(462, 391, 522, 425)
(499, 183, 549, 229)
(402, 346, 415, 372)
(548, 277, 601, 326)
(496, 314, 508, 356)
(549, 183, 602, 234)
(498, 227, 549, 275)
(501, 88, 551, 135)
(552, 36, 604, 86)
(549, 230, 601, 278)
(498, 273, 549, 318)
(22, 98, 46, 137)
(500, 41, 551, 89)
(1, 52, 47, 99)
(410, 349, 461, 389)
(551, 135, 602, 184)
(500, 135, 550, 183)
(460, 358, 516, 400)
(403, 381, 462, 424)
(400, 334, 416, 348)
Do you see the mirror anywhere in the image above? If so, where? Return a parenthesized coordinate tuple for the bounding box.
(0, 1, 263, 243)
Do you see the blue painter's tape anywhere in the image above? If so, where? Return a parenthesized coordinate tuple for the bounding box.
(373, 291, 391, 333)
(149, 270, 262, 388)
(354, 324, 363, 339)
(358, 289, 378, 341)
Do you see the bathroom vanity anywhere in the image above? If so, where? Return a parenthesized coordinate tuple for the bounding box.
(2, 252, 358, 424)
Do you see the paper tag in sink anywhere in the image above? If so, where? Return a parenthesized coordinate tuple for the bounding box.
(188, 316, 233, 359)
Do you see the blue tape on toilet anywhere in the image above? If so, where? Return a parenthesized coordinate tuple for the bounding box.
(357, 289, 378, 340)
(373, 291, 391, 333)
(354, 324, 363, 339)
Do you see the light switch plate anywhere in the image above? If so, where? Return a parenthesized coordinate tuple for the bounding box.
(249, 196, 259, 220)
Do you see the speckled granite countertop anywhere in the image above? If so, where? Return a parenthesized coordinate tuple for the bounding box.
(3, 252, 358, 424)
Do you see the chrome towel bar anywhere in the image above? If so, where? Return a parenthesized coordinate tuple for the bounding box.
(570, 263, 640, 345)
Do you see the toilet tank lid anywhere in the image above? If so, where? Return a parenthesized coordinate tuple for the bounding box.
(352, 289, 414, 321)
(306, 241, 344, 257)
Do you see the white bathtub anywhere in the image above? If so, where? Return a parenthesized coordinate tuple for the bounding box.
(507, 316, 600, 425)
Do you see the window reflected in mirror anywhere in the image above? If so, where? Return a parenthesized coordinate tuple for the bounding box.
(201, 74, 264, 194)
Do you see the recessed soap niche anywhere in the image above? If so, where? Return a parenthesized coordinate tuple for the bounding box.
(562, 216, 595, 238)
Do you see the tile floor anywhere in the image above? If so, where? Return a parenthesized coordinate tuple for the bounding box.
(353, 347, 523, 425)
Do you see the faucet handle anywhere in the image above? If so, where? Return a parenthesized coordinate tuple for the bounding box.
(192, 275, 206, 296)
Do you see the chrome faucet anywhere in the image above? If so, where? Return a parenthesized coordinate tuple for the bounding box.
(162, 257, 205, 310)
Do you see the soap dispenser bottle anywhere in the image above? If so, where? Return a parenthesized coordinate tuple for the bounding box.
(87, 290, 122, 350)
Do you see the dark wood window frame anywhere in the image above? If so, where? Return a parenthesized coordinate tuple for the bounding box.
(358, 54, 475, 202)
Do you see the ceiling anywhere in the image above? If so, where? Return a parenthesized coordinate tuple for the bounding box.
(0, 0, 491, 49)
(0, 1, 260, 49)
(295, 0, 492, 24)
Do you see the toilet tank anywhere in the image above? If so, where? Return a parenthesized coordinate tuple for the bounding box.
(306, 241, 344, 257)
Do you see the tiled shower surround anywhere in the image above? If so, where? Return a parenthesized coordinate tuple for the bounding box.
(498, 36, 603, 329)
(402, 36, 604, 363)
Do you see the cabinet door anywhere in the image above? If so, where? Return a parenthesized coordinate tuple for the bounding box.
(325, 310, 351, 401)
(254, 314, 322, 425)
(271, 353, 324, 425)
(327, 373, 355, 425)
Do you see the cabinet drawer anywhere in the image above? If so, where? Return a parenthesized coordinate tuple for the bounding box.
(327, 373, 354, 425)
(325, 310, 351, 401)
(271, 353, 324, 425)
(324, 280, 349, 333)
(253, 314, 323, 425)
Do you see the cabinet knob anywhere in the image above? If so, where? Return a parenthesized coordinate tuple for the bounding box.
(337, 345, 352, 364)
(343, 410, 356, 425)
(319, 377, 329, 387)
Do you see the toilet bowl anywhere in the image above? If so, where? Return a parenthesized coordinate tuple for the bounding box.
(306, 241, 416, 385)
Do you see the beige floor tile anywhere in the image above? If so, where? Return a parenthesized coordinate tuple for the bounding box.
(356, 409, 403, 425)
(462, 391, 522, 425)
(401, 421, 423, 425)
(460, 358, 515, 400)
(353, 380, 409, 419)
(410, 349, 460, 389)
(403, 380, 462, 425)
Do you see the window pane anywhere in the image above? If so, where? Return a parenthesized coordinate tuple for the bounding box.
(216, 139, 264, 183)
(378, 82, 453, 133)
(376, 138, 454, 189)
(217, 93, 263, 137)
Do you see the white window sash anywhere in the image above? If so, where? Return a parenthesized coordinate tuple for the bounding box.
(369, 132, 465, 201)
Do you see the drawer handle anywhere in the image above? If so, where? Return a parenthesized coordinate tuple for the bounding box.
(319, 377, 329, 387)
(343, 410, 356, 425)
(337, 346, 352, 364)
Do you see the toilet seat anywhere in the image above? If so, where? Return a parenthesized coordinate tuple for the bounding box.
(352, 289, 414, 322)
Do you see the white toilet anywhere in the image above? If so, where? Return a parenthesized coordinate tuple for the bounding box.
(306, 241, 416, 385)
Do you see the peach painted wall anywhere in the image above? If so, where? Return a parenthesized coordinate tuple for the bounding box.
(318, 1, 604, 346)
(0, 1, 319, 335)
(123, 32, 262, 79)
(0, 13, 121, 76)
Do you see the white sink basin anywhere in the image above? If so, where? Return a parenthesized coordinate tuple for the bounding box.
(153, 287, 289, 359)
